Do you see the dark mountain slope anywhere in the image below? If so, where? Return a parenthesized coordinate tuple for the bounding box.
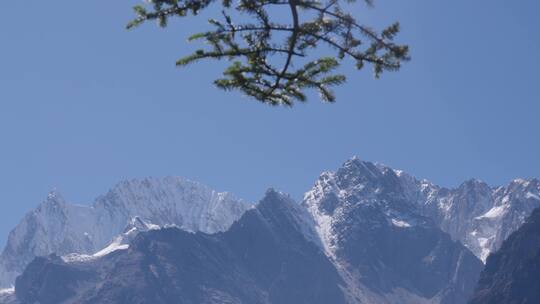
(469, 207, 540, 304)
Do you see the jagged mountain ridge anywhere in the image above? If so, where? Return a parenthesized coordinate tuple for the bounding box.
(303, 157, 540, 263)
(0, 177, 252, 288)
(12, 190, 480, 304)
(1, 156, 538, 301)
(14, 191, 346, 304)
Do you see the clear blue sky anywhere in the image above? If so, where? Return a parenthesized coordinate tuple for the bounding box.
(0, 0, 539, 248)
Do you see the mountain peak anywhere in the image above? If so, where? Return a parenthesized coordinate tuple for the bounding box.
(335, 157, 388, 190)
(342, 156, 380, 173)
(258, 188, 300, 217)
(124, 216, 160, 233)
(458, 178, 490, 193)
(509, 177, 539, 188)
(254, 188, 321, 247)
(43, 189, 66, 206)
(262, 187, 291, 201)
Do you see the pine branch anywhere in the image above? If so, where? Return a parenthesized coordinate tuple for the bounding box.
(128, 0, 409, 105)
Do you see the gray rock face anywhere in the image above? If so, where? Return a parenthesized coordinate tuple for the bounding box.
(0, 177, 251, 288)
(14, 190, 346, 304)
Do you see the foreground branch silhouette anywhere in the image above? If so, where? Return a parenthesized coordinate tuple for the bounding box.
(128, 0, 409, 105)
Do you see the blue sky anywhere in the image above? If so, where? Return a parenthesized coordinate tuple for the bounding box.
(0, 0, 539, 247)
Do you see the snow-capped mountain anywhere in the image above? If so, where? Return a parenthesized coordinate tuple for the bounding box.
(307, 158, 540, 263)
(396, 171, 540, 262)
(303, 158, 483, 303)
(13, 190, 347, 304)
(1, 156, 538, 303)
(0, 177, 252, 288)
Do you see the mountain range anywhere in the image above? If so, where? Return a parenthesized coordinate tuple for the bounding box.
(0, 177, 251, 288)
(1, 157, 538, 303)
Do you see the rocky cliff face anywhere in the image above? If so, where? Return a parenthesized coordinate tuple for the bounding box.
(469, 207, 540, 304)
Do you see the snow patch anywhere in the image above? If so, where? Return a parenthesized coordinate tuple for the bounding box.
(62, 239, 130, 263)
(391, 218, 411, 228)
(62, 217, 164, 263)
(477, 236, 495, 262)
(0, 287, 14, 295)
(94, 242, 129, 257)
(315, 213, 337, 258)
(477, 205, 508, 220)
(526, 192, 540, 201)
